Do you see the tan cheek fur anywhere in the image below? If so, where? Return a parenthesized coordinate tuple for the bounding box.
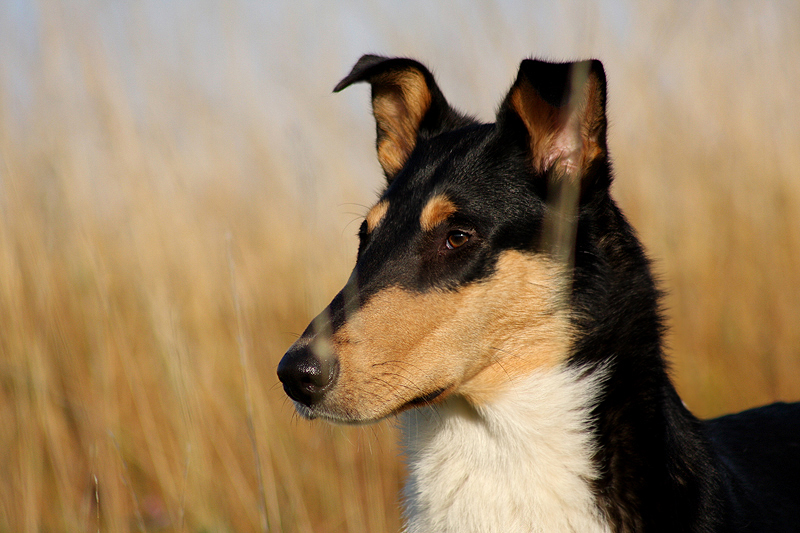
(322, 250, 574, 419)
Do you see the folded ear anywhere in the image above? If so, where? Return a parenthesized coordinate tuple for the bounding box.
(498, 59, 607, 184)
(334, 55, 469, 182)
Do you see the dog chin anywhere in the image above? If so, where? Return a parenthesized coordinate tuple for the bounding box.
(291, 401, 318, 420)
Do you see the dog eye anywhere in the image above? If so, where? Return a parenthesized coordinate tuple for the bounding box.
(445, 230, 470, 250)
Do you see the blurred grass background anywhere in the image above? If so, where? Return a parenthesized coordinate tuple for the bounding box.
(1, 1, 799, 531)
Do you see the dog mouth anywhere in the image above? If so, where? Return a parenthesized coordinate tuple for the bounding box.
(404, 387, 448, 408)
(292, 385, 453, 424)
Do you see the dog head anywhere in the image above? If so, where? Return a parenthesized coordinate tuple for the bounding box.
(278, 55, 609, 423)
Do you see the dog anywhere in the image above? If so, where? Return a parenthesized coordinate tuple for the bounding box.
(277, 55, 800, 532)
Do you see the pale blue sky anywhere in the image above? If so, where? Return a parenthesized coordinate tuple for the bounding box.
(1, 1, 796, 200)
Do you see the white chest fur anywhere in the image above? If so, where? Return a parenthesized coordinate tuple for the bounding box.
(400, 367, 611, 533)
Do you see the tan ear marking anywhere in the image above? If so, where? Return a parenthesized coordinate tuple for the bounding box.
(372, 70, 433, 177)
(509, 82, 562, 174)
(507, 61, 606, 178)
(420, 194, 457, 231)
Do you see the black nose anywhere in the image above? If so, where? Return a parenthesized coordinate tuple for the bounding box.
(277, 343, 338, 407)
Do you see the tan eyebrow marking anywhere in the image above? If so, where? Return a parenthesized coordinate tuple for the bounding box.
(366, 200, 390, 232)
(420, 194, 457, 231)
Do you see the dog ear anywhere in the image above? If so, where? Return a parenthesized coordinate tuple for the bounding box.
(498, 59, 607, 185)
(334, 55, 466, 182)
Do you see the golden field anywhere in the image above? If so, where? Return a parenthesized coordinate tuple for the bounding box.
(1, 2, 799, 531)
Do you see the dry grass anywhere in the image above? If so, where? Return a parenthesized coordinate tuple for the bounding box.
(1, 1, 799, 531)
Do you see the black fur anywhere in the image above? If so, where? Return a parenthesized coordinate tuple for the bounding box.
(278, 55, 800, 531)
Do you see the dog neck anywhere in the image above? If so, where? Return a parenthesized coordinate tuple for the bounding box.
(400, 365, 612, 533)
